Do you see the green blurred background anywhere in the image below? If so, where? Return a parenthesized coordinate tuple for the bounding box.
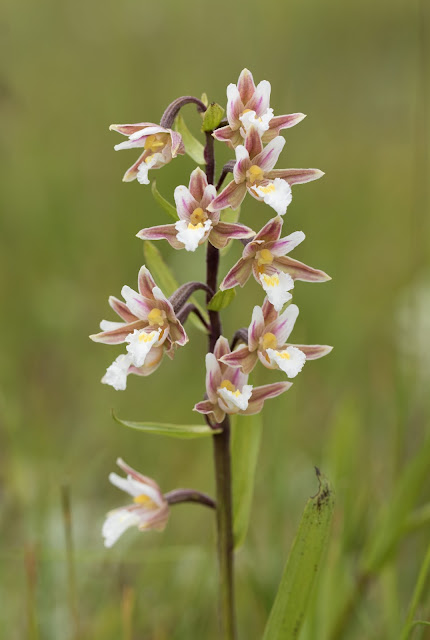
(1, 0, 429, 637)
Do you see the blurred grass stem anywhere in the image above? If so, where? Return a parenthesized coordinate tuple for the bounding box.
(61, 485, 80, 640)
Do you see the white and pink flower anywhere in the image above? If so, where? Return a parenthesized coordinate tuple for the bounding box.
(110, 122, 185, 183)
(103, 459, 169, 548)
(194, 336, 291, 424)
(220, 216, 330, 311)
(220, 300, 332, 377)
(213, 68, 305, 149)
(137, 167, 254, 252)
(90, 266, 188, 389)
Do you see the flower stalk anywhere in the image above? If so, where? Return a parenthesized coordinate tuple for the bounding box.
(204, 128, 237, 639)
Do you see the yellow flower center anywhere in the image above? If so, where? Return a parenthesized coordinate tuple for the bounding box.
(147, 308, 166, 326)
(220, 380, 241, 397)
(242, 109, 252, 114)
(279, 351, 291, 360)
(258, 183, 276, 194)
(133, 494, 158, 508)
(144, 134, 166, 153)
(138, 330, 158, 343)
(257, 249, 274, 266)
(261, 332, 278, 350)
(262, 274, 280, 287)
(189, 207, 207, 225)
(246, 165, 265, 185)
(187, 222, 203, 230)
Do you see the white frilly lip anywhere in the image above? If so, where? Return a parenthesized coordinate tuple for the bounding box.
(137, 154, 160, 185)
(259, 272, 294, 312)
(253, 178, 292, 216)
(266, 346, 306, 378)
(239, 108, 274, 136)
(174, 219, 212, 252)
(125, 328, 162, 367)
(217, 384, 253, 412)
(102, 509, 142, 548)
(101, 354, 132, 391)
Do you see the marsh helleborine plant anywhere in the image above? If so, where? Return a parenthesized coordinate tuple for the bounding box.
(91, 68, 332, 638)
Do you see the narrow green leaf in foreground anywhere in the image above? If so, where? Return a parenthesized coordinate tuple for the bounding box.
(262, 470, 335, 640)
(207, 288, 236, 311)
(113, 412, 220, 438)
(231, 413, 262, 548)
(143, 240, 208, 333)
(175, 114, 205, 165)
(151, 181, 178, 221)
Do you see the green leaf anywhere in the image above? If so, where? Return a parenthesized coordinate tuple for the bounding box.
(262, 471, 335, 640)
(221, 206, 240, 224)
(151, 181, 178, 221)
(143, 240, 178, 296)
(201, 92, 209, 107)
(201, 103, 225, 132)
(207, 288, 236, 311)
(175, 114, 205, 164)
(113, 412, 220, 438)
(143, 241, 209, 333)
(231, 413, 262, 548)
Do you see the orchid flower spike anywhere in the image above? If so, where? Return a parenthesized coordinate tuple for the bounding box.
(220, 300, 333, 377)
(213, 68, 306, 149)
(102, 458, 169, 548)
(194, 336, 291, 424)
(209, 127, 324, 217)
(220, 217, 330, 311)
(137, 167, 254, 252)
(90, 266, 188, 389)
(110, 122, 185, 183)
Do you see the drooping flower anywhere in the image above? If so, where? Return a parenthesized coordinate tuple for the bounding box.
(220, 216, 330, 311)
(209, 128, 323, 216)
(90, 266, 188, 389)
(213, 68, 306, 149)
(102, 458, 169, 548)
(194, 336, 291, 424)
(110, 122, 185, 183)
(220, 300, 332, 377)
(137, 167, 254, 252)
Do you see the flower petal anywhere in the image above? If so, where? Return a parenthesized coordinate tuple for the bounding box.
(259, 272, 294, 312)
(253, 136, 286, 172)
(212, 126, 242, 148)
(208, 181, 247, 212)
(219, 348, 258, 375)
(244, 125, 263, 159)
(122, 150, 148, 182)
(242, 381, 292, 415)
(273, 256, 331, 282)
(109, 295, 137, 322)
(174, 219, 212, 252)
(220, 258, 253, 290)
(267, 230, 305, 257)
(233, 145, 250, 183)
(209, 221, 254, 249)
(263, 113, 306, 142)
(102, 508, 142, 547)
(265, 168, 324, 185)
(137, 224, 184, 249)
(255, 216, 283, 242)
(174, 185, 199, 221)
(287, 344, 333, 359)
(248, 305, 265, 351)
(200, 184, 217, 211)
(138, 266, 157, 298)
(267, 303, 299, 344)
(121, 285, 152, 319)
(188, 167, 208, 202)
(246, 79, 271, 115)
(237, 68, 257, 105)
(214, 335, 231, 361)
(109, 122, 155, 136)
(90, 319, 145, 344)
(205, 352, 222, 403)
(252, 178, 292, 216)
(227, 83, 245, 125)
(169, 130, 185, 157)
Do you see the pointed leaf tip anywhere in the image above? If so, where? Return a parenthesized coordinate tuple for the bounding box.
(207, 288, 236, 311)
(262, 470, 335, 640)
